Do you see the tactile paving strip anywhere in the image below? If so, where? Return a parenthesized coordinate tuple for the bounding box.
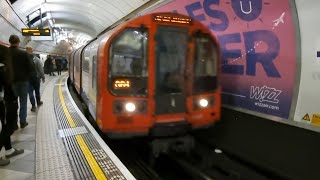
(36, 76, 75, 180)
(82, 133, 127, 179)
(58, 126, 88, 138)
(53, 80, 94, 179)
(53, 76, 129, 180)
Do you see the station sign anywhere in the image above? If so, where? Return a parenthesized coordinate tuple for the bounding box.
(21, 28, 51, 36)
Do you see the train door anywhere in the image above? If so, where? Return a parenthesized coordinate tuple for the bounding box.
(154, 26, 188, 115)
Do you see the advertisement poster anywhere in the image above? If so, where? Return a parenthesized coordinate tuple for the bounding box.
(148, 0, 297, 119)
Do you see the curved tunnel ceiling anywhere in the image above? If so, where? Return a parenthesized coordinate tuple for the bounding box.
(4, 0, 162, 55)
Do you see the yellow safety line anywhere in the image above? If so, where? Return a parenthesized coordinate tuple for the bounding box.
(58, 79, 76, 127)
(58, 77, 108, 180)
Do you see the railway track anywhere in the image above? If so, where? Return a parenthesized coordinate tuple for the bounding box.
(106, 139, 163, 180)
(69, 84, 272, 180)
(176, 140, 271, 180)
(146, 135, 274, 180)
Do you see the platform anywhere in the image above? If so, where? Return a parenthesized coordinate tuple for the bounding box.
(0, 73, 135, 180)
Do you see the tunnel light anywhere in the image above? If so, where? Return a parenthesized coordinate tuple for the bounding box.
(125, 102, 136, 112)
(199, 99, 208, 108)
(48, 19, 53, 26)
(47, 12, 51, 19)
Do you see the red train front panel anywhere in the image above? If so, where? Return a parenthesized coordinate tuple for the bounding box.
(94, 13, 221, 138)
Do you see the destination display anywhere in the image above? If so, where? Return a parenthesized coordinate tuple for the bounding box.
(22, 28, 51, 36)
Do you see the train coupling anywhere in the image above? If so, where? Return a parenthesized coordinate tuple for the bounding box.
(150, 135, 194, 158)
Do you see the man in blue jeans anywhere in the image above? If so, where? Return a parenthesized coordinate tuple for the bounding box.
(0, 44, 24, 166)
(8, 35, 33, 128)
(26, 47, 45, 112)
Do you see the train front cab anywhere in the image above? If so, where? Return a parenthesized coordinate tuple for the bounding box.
(97, 13, 221, 138)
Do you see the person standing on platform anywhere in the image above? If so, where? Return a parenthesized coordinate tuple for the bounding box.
(44, 56, 50, 75)
(55, 57, 62, 75)
(0, 44, 24, 166)
(46, 55, 55, 76)
(8, 35, 33, 128)
(26, 47, 45, 112)
(52, 57, 56, 75)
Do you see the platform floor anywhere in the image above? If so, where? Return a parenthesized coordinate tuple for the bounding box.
(0, 73, 135, 180)
(0, 74, 51, 180)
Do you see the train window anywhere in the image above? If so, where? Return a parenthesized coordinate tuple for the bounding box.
(110, 29, 148, 77)
(155, 26, 187, 95)
(75, 49, 81, 72)
(92, 55, 97, 89)
(82, 47, 90, 73)
(82, 56, 89, 73)
(193, 35, 218, 93)
(109, 28, 148, 96)
(75, 60, 79, 73)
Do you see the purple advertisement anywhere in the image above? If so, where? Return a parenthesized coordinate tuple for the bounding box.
(148, 0, 297, 119)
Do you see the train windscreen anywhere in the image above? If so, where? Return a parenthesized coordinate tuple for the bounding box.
(193, 35, 218, 94)
(109, 28, 148, 96)
(155, 26, 187, 95)
(154, 26, 188, 115)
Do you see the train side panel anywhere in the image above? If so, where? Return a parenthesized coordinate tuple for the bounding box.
(74, 48, 82, 94)
(81, 40, 100, 120)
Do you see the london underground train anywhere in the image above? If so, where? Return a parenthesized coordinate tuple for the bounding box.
(69, 12, 221, 139)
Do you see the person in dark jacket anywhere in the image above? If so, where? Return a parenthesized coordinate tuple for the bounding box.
(55, 57, 62, 75)
(45, 55, 55, 76)
(8, 34, 33, 128)
(0, 44, 24, 166)
(26, 47, 45, 111)
(44, 56, 50, 74)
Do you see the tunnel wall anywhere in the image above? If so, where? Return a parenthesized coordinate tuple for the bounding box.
(194, 108, 320, 180)
(0, 1, 68, 55)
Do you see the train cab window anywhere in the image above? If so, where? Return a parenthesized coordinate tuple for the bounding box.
(193, 35, 218, 94)
(109, 28, 148, 96)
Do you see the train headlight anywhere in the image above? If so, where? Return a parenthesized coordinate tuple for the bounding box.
(193, 97, 214, 110)
(113, 100, 147, 114)
(125, 102, 136, 112)
(199, 99, 209, 108)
